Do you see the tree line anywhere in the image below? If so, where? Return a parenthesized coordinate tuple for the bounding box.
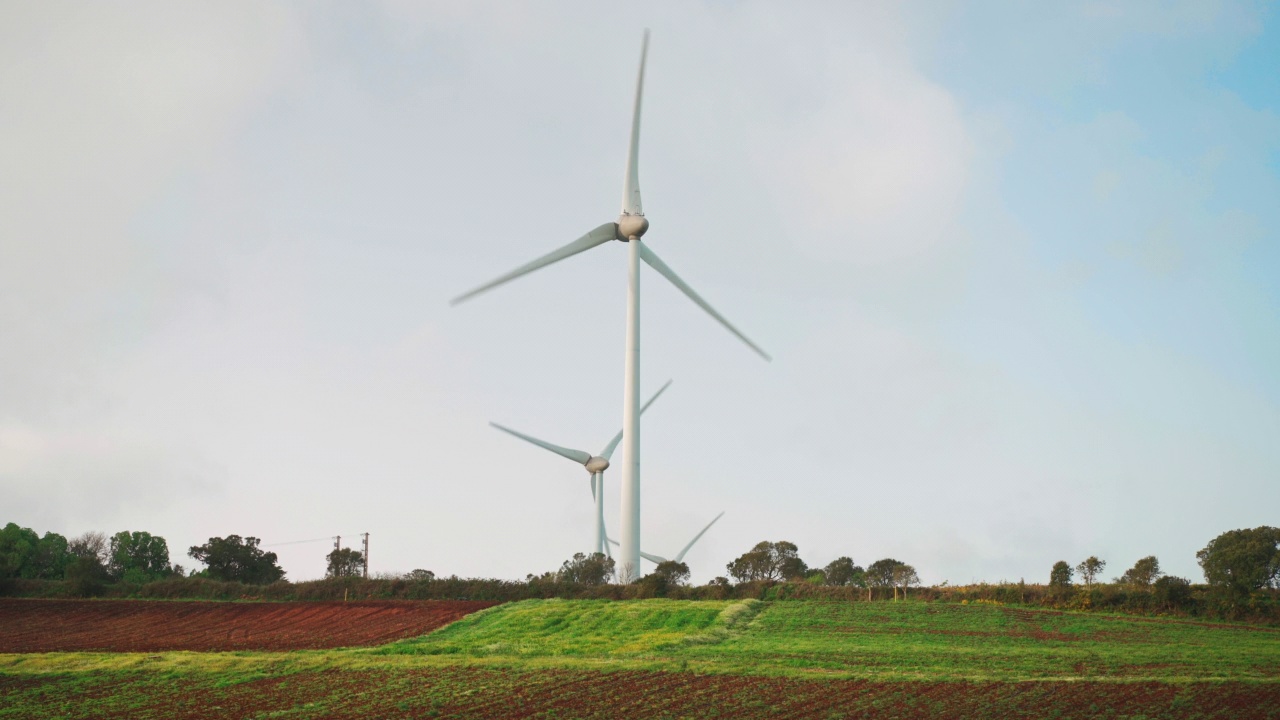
(0, 521, 386, 591)
(0, 523, 290, 593)
(4, 522, 1277, 622)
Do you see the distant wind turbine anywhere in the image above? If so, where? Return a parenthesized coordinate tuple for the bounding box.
(452, 30, 769, 582)
(490, 380, 672, 557)
(608, 511, 725, 565)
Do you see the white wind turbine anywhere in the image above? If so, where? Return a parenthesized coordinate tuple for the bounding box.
(489, 380, 672, 557)
(608, 511, 725, 566)
(452, 31, 770, 582)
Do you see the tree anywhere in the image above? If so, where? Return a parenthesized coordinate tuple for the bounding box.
(1118, 556, 1162, 588)
(890, 564, 920, 600)
(651, 560, 691, 586)
(326, 548, 364, 578)
(1, 525, 75, 580)
(865, 558, 906, 601)
(108, 531, 172, 583)
(1049, 561, 1073, 594)
(638, 561, 689, 598)
(1196, 527, 1280, 597)
(188, 535, 285, 584)
(556, 552, 615, 585)
(1075, 556, 1105, 587)
(1153, 575, 1192, 608)
(0, 523, 39, 578)
(405, 569, 435, 581)
(32, 532, 72, 580)
(822, 557, 866, 587)
(68, 531, 108, 564)
(65, 531, 110, 596)
(726, 541, 808, 582)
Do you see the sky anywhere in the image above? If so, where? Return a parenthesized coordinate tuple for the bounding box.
(2, 1, 1277, 585)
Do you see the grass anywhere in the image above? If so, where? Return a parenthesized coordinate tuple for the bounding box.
(3, 599, 1279, 718)
(378, 598, 743, 657)
(673, 601, 1280, 680)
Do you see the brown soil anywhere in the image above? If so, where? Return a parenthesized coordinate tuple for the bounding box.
(4, 668, 1280, 719)
(0, 598, 498, 652)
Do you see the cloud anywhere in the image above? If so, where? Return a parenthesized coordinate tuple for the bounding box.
(0, 1, 306, 420)
(0, 3, 307, 529)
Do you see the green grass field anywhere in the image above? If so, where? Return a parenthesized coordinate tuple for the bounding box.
(3, 599, 1279, 718)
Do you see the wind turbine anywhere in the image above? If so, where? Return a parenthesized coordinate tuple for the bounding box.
(489, 380, 672, 557)
(452, 31, 770, 582)
(608, 511, 725, 566)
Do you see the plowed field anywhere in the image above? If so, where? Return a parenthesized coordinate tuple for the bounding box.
(0, 599, 498, 652)
(3, 667, 1279, 719)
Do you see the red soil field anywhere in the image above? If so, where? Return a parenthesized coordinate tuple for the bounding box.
(4, 668, 1279, 719)
(0, 598, 498, 652)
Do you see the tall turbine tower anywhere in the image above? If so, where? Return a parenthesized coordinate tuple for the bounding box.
(489, 380, 672, 556)
(452, 31, 770, 582)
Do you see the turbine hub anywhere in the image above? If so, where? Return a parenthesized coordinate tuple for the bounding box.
(616, 214, 649, 240)
(585, 456, 610, 473)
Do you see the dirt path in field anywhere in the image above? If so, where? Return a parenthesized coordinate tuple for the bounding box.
(0, 598, 498, 652)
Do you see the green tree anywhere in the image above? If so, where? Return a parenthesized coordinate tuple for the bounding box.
(726, 541, 808, 582)
(638, 562, 690, 598)
(822, 557, 866, 587)
(405, 569, 435, 581)
(1196, 526, 1280, 597)
(108, 531, 172, 583)
(865, 558, 906, 600)
(1049, 561, 1073, 594)
(891, 563, 920, 600)
(188, 535, 285, 584)
(651, 560, 691, 586)
(32, 532, 72, 579)
(1075, 556, 1105, 587)
(0, 525, 74, 580)
(1118, 556, 1162, 588)
(0, 523, 40, 578)
(326, 548, 364, 578)
(1153, 575, 1192, 608)
(556, 552, 615, 585)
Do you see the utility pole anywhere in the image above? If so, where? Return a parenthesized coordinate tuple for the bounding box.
(361, 533, 369, 579)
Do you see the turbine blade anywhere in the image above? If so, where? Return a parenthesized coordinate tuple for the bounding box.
(639, 244, 772, 361)
(489, 422, 592, 465)
(605, 537, 667, 565)
(620, 30, 649, 216)
(599, 378, 673, 460)
(601, 511, 611, 559)
(451, 223, 617, 305)
(590, 474, 596, 501)
(673, 511, 725, 563)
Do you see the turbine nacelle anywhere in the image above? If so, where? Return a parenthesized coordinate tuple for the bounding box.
(616, 214, 649, 240)
(584, 456, 610, 473)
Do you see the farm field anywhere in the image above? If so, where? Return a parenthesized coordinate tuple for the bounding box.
(382, 598, 1280, 681)
(0, 598, 498, 652)
(4, 666, 1280, 720)
(2, 598, 1279, 718)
